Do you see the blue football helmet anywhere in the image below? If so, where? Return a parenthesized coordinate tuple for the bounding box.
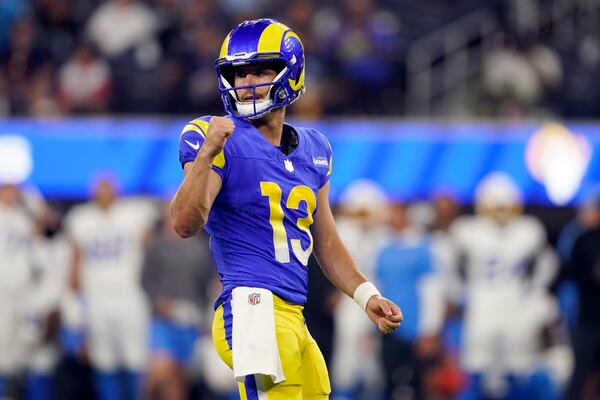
(215, 19, 305, 119)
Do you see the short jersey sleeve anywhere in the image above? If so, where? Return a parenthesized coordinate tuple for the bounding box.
(317, 131, 333, 189)
(178, 117, 228, 180)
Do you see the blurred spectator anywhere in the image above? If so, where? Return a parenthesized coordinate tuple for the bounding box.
(0, 0, 29, 55)
(181, 22, 223, 115)
(0, 73, 9, 117)
(327, 0, 400, 114)
(432, 194, 460, 233)
(1, 0, 599, 117)
(330, 179, 389, 399)
(57, 43, 112, 114)
(141, 203, 215, 400)
(86, 0, 158, 59)
(91, 0, 163, 113)
(27, 66, 62, 117)
(477, 33, 563, 119)
(560, 25, 600, 118)
(34, 0, 79, 64)
(479, 34, 541, 118)
(64, 177, 157, 400)
(448, 173, 563, 399)
(2, 18, 50, 115)
(375, 202, 445, 400)
(153, 0, 183, 53)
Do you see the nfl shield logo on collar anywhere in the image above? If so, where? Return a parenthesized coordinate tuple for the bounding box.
(284, 159, 294, 172)
(248, 293, 261, 305)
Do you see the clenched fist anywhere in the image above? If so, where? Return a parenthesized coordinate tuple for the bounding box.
(366, 295, 403, 334)
(200, 116, 235, 158)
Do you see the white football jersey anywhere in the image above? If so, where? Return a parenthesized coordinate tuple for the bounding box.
(450, 215, 552, 293)
(449, 214, 558, 373)
(65, 198, 157, 299)
(336, 217, 389, 281)
(27, 235, 72, 314)
(0, 203, 35, 292)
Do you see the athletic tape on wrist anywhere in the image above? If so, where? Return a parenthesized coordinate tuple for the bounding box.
(353, 281, 381, 311)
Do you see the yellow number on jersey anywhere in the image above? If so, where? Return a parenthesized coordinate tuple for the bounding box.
(260, 182, 316, 265)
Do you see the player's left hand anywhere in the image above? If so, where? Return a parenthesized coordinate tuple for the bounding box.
(365, 295, 403, 334)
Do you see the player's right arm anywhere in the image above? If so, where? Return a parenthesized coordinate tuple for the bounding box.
(171, 117, 234, 238)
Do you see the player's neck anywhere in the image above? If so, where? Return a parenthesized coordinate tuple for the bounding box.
(251, 107, 286, 147)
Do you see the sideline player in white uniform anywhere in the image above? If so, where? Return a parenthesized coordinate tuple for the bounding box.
(0, 184, 37, 397)
(330, 179, 389, 398)
(65, 177, 157, 400)
(448, 172, 561, 398)
(23, 208, 72, 400)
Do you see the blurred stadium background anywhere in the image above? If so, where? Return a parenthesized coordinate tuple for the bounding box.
(1, 0, 600, 399)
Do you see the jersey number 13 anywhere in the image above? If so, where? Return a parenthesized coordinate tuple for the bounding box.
(260, 181, 316, 266)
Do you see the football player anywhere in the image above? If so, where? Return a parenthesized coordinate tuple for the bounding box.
(64, 176, 157, 400)
(170, 18, 403, 399)
(142, 203, 215, 400)
(0, 184, 37, 397)
(330, 179, 389, 398)
(448, 172, 561, 398)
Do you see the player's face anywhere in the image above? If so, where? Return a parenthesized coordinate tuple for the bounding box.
(233, 65, 278, 102)
(580, 203, 600, 228)
(388, 203, 407, 231)
(93, 179, 117, 208)
(0, 184, 21, 207)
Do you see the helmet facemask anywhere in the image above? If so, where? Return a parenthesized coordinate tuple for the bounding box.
(215, 55, 302, 119)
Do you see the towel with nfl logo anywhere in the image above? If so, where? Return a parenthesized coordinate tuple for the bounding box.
(231, 287, 285, 384)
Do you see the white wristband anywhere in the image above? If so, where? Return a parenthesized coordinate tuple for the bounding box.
(353, 281, 381, 311)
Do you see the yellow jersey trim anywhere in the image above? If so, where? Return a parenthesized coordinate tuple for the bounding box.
(182, 118, 225, 169)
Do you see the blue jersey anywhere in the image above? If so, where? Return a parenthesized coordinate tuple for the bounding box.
(376, 235, 435, 342)
(179, 116, 332, 307)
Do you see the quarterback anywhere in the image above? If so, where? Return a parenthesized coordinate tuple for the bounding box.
(170, 18, 403, 399)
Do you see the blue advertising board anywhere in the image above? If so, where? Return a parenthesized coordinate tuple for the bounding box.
(0, 118, 598, 205)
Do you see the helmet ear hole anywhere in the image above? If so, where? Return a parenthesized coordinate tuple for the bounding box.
(277, 88, 287, 100)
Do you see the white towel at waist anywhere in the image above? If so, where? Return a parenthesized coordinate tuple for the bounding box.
(231, 287, 285, 384)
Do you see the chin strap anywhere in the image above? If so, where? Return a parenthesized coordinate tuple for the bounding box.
(236, 97, 273, 119)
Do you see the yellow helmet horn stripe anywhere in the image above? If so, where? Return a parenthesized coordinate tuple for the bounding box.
(219, 32, 231, 58)
(257, 22, 290, 53)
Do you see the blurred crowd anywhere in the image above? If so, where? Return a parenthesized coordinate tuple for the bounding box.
(1, 172, 599, 400)
(1, 0, 599, 119)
